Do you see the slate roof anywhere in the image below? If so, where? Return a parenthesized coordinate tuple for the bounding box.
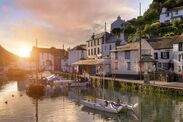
(71, 44, 86, 51)
(86, 32, 110, 42)
(147, 36, 179, 50)
(105, 35, 121, 43)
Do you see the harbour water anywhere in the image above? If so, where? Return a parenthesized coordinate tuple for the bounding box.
(0, 80, 183, 122)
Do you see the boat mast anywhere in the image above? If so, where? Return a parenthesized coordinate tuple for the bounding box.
(102, 22, 106, 99)
(139, 2, 142, 80)
(35, 39, 39, 84)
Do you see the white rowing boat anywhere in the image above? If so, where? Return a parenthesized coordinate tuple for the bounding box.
(80, 100, 123, 113)
(81, 98, 138, 114)
(96, 98, 138, 110)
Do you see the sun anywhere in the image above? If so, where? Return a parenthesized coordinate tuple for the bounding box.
(19, 48, 31, 57)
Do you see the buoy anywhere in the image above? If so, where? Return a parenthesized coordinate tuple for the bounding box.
(5, 101, 8, 104)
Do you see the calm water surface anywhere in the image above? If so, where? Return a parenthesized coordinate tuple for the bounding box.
(0, 80, 183, 122)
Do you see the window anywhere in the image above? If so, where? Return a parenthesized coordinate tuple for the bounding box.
(88, 41, 90, 47)
(162, 63, 169, 70)
(154, 52, 158, 59)
(91, 41, 93, 46)
(179, 54, 181, 62)
(46, 60, 52, 66)
(115, 52, 118, 60)
(97, 39, 100, 45)
(125, 51, 130, 59)
(87, 50, 90, 56)
(114, 62, 118, 70)
(179, 42, 183, 51)
(81, 51, 84, 59)
(94, 48, 96, 55)
(97, 48, 100, 54)
(161, 52, 169, 59)
(94, 40, 96, 46)
(91, 49, 93, 55)
(102, 37, 104, 44)
(127, 62, 131, 70)
(158, 63, 161, 68)
(109, 45, 112, 50)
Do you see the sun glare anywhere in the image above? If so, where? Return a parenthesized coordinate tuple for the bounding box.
(19, 48, 31, 57)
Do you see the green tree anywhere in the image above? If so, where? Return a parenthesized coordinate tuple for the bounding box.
(162, 0, 176, 8)
(111, 28, 121, 38)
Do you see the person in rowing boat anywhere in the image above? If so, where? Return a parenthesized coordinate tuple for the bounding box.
(104, 100, 109, 107)
(111, 99, 121, 108)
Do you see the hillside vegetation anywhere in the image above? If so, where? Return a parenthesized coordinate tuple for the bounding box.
(125, 0, 183, 41)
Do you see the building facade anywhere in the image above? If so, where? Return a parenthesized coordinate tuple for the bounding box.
(148, 37, 175, 71)
(86, 32, 111, 59)
(110, 39, 154, 79)
(31, 47, 66, 71)
(160, 7, 183, 23)
(172, 35, 183, 73)
(61, 45, 87, 73)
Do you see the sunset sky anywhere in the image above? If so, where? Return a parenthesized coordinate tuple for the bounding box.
(0, 0, 152, 57)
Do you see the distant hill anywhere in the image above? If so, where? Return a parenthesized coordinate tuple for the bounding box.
(124, 0, 183, 41)
(0, 45, 19, 66)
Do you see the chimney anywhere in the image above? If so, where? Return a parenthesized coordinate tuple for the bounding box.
(91, 33, 95, 40)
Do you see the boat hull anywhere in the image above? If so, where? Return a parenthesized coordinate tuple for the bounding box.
(96, 98, 138, 110)
(80, 100, 123, 113)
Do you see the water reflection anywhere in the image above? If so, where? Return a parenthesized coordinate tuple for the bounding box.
(1, 80, 183, 122)
(81, 106, 139, 122)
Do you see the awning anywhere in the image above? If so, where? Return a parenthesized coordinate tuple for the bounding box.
(72, 59, 104, 65)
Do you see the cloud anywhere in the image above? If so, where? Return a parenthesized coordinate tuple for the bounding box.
(12, 0, 138, 38)
(0, 0, 152, 55)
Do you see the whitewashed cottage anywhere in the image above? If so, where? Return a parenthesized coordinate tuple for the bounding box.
(61, 45, 87, 73)
(110, 39, 154, 79)
(160, 6, 183, 23)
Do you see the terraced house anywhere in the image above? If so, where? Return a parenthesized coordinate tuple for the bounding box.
(160, 6, 183, 23)
(111, 39, 154, 79)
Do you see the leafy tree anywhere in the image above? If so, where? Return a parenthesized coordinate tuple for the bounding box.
(111, 28, 121, 38)
(176, 0, 183, 7)
(143, 9, 159, 23)
(162, 0, 176, 8)
(124, 24, 136, 36)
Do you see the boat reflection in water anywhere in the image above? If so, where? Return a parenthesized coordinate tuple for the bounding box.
(81, 106, 138, 121)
